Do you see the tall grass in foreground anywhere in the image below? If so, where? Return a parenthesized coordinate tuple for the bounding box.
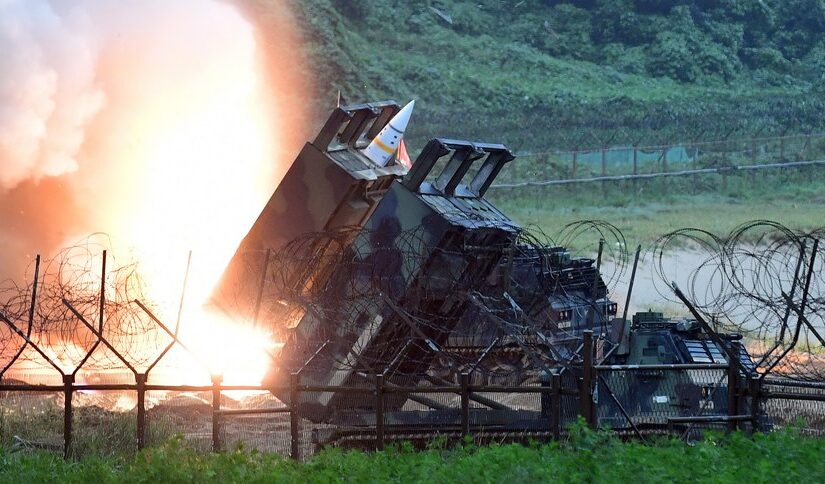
(0, 424, 822, 483)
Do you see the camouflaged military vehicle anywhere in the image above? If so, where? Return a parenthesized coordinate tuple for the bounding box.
(215, 101, 614, 423)
(598, 310, 759, 431)
(216, 100, 761, 442)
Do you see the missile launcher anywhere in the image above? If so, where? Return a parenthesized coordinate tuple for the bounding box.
(267, 138, 523, 421)
(214, 101, 409, 322)
(218, 101, 634, 432)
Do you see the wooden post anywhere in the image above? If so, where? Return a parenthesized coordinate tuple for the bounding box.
(727, 363, 738, 433)
(581, 330, 594, 426)
(63, 374, 74, 459)
(460, 373, 470, 438)
(632, 145, 638, 193)
(136, 373, 146, 450)
(211, 374, 223, 452)
(375, 374, 385, 451)
(551, 373, 561, 440)
(290, 373, 300, 460)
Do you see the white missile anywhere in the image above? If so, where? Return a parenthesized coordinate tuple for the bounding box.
(362, 100, 415, 167)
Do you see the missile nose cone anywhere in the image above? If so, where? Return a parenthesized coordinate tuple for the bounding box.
(362, 100, 416, 167)
(392, 100, 415, 132)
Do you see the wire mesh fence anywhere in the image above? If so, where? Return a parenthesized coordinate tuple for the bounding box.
(2, 343, 822, 460)
(595, 367, 738, 435)
(761, 379, 825, 436)
(490, 131, 825, 194)
(1, 154, 824, 459)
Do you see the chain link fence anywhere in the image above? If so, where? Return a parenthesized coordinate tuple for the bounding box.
(490, 132, 825, 196)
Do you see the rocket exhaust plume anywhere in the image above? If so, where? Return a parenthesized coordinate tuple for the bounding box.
(0, 0, 311, 383)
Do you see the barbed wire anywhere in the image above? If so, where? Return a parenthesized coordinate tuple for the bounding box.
(1, 221, 823, 384)
(652, 221, 825, 381)
(0, 236, 166, 371)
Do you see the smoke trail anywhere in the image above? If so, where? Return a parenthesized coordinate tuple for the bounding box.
(0, 0, 311, 283)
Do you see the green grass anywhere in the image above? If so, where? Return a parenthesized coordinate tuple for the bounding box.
(0, 403, 178, 460)
(489, 168, 825, 251)
(1, 425, 822, 483)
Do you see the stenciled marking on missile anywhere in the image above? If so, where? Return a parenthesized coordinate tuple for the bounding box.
(372, 137, 396, 155)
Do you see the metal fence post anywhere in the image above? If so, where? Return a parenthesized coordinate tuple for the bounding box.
(721, 139, 729, 191)
(136, 373, 146, 450)
(805, 132, 812, 159)
(63, 374, 74, 459)
(375, 374, 385, 451)
(727, 363, 738, 433)
(582, 330, 594, 426)
(749, 376, 761, 433)
(693, 142, 699, 195)
(600, 147, 607, 199)
(571, 150, 578, 181)
(751, 139, 757, 164)
(211, 374, 223, 452)
(460, 373, 470, 438)
(551, 373, 561, 440)
(662, 145, 669, 191)
(290, 373, 300, 460)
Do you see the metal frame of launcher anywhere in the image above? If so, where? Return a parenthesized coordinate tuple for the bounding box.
(215, 100, 762, 443)
(220, 100, 612, 418)
(213, 101, 407, 321)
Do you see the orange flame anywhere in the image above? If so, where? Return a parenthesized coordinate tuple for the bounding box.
(2, 1, 310, 386)
(79, 2, 307, 385)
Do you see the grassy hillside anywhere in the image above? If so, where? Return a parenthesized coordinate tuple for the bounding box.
(283, 1, 825, 243)
(291, 1, 825, 150)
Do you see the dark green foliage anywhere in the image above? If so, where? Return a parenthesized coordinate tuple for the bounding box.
(1, 427, 823, 482)
(290, 0, 825, 151)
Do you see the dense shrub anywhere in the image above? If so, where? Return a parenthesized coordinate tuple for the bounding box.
(0, 426, 823, 483)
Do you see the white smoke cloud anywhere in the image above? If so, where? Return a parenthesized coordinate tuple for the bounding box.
(0, 0, 311, 282)
(0, 0, 105, 189)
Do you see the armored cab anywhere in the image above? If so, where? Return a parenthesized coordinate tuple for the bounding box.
(213, 101, 408, 323)
(598, 311, 758, 429)
(267, 139, 519, 421)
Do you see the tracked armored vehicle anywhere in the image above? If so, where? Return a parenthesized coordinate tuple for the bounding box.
(598, 310, 763, 431)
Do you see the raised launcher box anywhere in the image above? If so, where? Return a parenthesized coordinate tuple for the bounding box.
(267, 139, 519, 422)
(213, 101, 409, 323)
